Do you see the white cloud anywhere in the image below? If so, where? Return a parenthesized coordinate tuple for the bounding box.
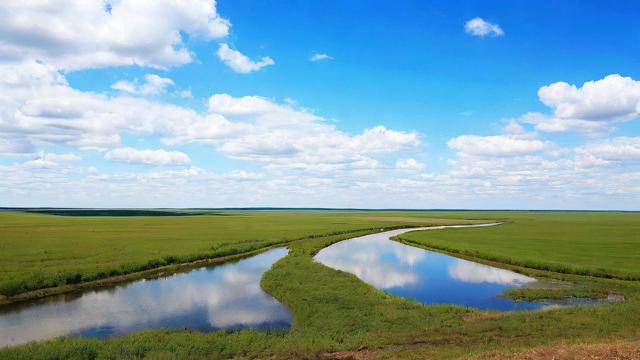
(538, 75, 640, 121)
(464, 17, 504, 37)
(111, 74, 175, 95)
(521, 112, 614, 136)
(501, 120, 526, 135)
(524, 75, 640, 135)
(140, 75, 175, 95)
(0, 0, 230, 70)
(310, 53, 333, 62)
(23, 158, 59, 169)
(208, 94, 283, 115)
(448, 134, 553, 157)
(350, 126, 420, 154)
(576, 137, 640, 162)
(200, 94, 421, 172)
(105, 147, 191, 166)
(0, 62, 419, 178)
(217, 43, 274, 74)
(225, 170, 264, 181)
(176, 90, 193, 99)
(0, 61, 215, 151)
(395, 158, 425, 171)
(0, 136, 33, 155)
(110, 80, 137, 94)
(40, 152, 81, 162)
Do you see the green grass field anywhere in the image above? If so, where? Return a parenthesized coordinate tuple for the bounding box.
(1, 210, 639, 359)
(397, 211, 640, 280)
(0, 210, 479, 297)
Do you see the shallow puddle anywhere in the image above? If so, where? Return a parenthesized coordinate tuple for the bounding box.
(0, 248, 291, 347)
(315, 226, 548, 311)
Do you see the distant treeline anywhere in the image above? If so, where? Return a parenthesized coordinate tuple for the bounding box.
(3, 209, 222, 217)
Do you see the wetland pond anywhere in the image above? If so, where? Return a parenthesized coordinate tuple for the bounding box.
(0, 248, 291, 347)
(315, 225, 549, 311)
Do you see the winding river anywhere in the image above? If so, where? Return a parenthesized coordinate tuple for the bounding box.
(0, 223, 580, 347)
(315, 224, 548, 311)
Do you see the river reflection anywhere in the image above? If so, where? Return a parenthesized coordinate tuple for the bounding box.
(0, 248, 291, 347)
(315, 227, 543, 311)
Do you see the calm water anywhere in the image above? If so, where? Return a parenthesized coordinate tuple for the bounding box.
(315, 226, 546, 311)
(0, 248, 291, 347)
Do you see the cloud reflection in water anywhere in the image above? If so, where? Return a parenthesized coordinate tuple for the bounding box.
(447, 259, 536, 286)
(0, 248, 290, 347)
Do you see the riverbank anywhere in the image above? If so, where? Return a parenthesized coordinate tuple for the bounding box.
(395, 212, 640, 280)
(0, 225, 440, 307)
(0, 239, 287, 307)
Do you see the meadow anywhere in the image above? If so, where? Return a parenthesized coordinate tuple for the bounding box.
(0, 210, 479, 298)
(1, 210, 639, 359)
(396, 211, 640, 280)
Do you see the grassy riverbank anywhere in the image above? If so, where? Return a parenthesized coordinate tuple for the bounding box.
(396, 211, 640, 280)
(1, 211, 639, 359)
(0, 210, 479, 298)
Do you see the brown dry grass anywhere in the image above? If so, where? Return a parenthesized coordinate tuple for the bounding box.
(478, 340, 640, 360)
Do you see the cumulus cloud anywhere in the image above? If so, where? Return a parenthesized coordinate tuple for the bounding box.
(0, 61, 420, 180)
(501, 120, 527, 135)
(576, 137, 640, 163)
(464, 17, 504, 37)
(351, 126, 420, 153)
(199, 94, 421, 172)
(520, 112, 614, 136)
(448, 134, 554, 157)
(522, 75, 640, 135)
(225, 170, 264, 181)
(23, 158, 59, 169)
(217, 44, 274, 74)
(39, 152, 81, 162)
(110, 80, 137, 94)
(208, 94, 283, 115)
(105, 147, 191, 166)
(0, 0, 230, 70)
(538, 75, 640, 121)
(0, 136, 33, 155)
(0, 61, 210, 151)
(111, 74, 175, 95)
(395, 158, 425, 171)
(310, 53, 333, 62)
(434, 114, 640, 209)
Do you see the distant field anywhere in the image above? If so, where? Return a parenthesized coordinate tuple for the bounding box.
(0, 210, 480, 297)
(397, 211, 640, 280)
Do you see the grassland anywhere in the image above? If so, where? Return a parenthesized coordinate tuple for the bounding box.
(1, 210, 639, 359)
(0, 210, 479, 298)
(396, 211, 640, 280)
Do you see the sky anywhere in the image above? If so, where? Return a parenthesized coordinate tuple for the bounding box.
(1, 0, 639, 210)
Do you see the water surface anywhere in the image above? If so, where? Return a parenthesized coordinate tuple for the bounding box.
(315, 226, 546, 311)
(0, 248, 290, 347)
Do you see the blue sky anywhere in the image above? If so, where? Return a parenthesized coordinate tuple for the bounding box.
(0, 0, 639, 209)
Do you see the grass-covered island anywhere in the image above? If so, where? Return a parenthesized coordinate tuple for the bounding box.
(1, 209, 639, 359)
